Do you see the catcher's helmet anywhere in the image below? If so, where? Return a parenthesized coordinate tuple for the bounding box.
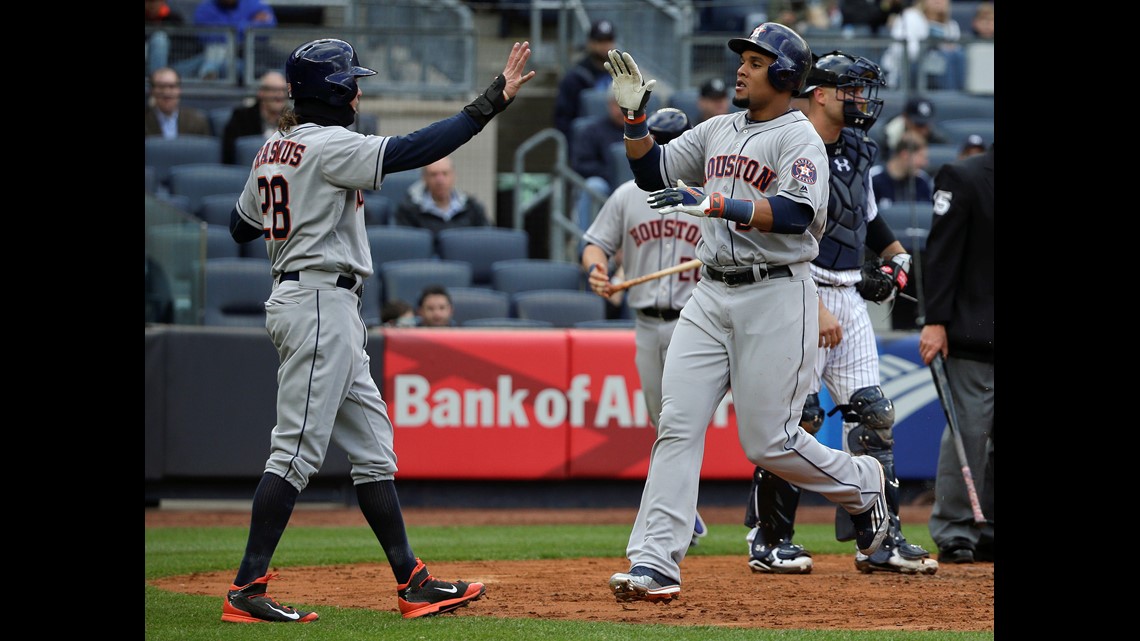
(286, 39, 377, 107)
(727, 23, 812, 96)
(801, 50, 886, 131)
(648, 107, 690, 144)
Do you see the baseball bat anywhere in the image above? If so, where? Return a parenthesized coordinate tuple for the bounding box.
(929, 353, 987, 526)
(608, 259, 703, 293)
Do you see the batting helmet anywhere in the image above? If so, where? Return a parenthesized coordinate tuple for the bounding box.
(800, 50, 886, 131)
(727, 23, 812, 96)
(286, 39, 377, 107)
(647, 107, 690, 145)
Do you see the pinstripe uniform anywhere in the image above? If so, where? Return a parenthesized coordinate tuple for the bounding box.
(809, 127, 882, 446)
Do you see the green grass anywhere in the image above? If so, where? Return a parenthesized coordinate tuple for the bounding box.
(145, 523, 992, 641)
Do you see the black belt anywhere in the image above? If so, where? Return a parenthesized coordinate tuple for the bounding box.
(279, 271, 362, 297)
(638, 308, 681, 321)
(705, 265, 792, 286)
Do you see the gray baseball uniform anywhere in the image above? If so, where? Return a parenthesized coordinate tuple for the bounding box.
(582, 180, 701, 427)
(624, 109, 885, 583)
(235, 125, 398, 490)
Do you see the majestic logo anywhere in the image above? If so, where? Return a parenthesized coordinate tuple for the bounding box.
(792, 158, 818, 185)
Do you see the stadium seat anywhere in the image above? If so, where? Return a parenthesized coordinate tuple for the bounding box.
(168, 163, 250, 214)
(447, 286, 511, 325)
(512, 290, 607, 328)
(233, 134, 267, 166)
(201, 257, 272, 327)
(144, 135, 222, 191)
(381, 258, 472, 306)
(438, 227, 529, 286)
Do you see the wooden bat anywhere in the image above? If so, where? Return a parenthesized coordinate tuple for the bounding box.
(608, 259, 703, 293)
(929, 353, 987, 526)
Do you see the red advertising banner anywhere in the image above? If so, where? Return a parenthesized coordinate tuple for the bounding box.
(382, 328, 754, 481)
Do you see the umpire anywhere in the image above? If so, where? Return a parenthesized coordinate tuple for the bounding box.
(918, 142, 994, 564)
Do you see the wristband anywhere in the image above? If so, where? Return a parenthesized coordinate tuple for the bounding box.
(623, 112, 649, 140)
(707, 193, 753, 226)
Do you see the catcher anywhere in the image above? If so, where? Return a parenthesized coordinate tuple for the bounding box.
(743, 51, 938, 575)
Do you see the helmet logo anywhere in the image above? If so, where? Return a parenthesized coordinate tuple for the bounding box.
(792, 158, 818, 185)
(751, 25, 766, 39)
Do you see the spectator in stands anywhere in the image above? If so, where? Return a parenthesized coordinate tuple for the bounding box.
(767, 0, 834, 33)
(415, 285, 457, 328)
(144, 66, 211, 138)
(394, 157, 490, 251)
(145, 0, 189, 75)
(381, 299, 416, 328)
(870, 131, 934, 209)
(883, 95, 948, 151)
(958, 133, 986, 159)
(553, 19, 616, 141)
(570, 93, 626, 232)
(880, 0, 965, 90)
(970, 2, 994, 39)
(221, 70, 288, 164)
(839, 0, 905, 36)
(963, 2, 994, 94)
(697, 77, 730, 123)
(179, 0, 277, 81)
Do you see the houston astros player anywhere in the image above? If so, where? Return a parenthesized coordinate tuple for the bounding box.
(604, 23, 891, 604)
(581, 107, 708, 546)
(223, 38, 534, 623)
(743, 51, 937, 576)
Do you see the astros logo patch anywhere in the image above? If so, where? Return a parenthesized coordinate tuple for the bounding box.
(792, 158, 818, 185)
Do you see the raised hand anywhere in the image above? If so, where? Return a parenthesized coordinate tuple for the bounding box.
(604, 50, 655, 120)
(500, 41, 536, 101)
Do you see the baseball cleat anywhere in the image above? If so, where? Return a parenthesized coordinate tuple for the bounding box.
(397, 558, 485, 619)
(855, 547, 939, 575)
(747, 534, 814, 574)
(609, 568, 680, 603)
(221, 573, 319, 623)
(850, 458, 890, 556)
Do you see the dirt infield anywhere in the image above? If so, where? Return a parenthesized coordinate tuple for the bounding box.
(146, 505, 993, 631)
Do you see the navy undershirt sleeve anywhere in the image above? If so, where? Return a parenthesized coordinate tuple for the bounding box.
(768, 196, 814, 234)
(630, 144, 667, 192)
(380, 112, 482, 175)
(864, 215, 897, 255)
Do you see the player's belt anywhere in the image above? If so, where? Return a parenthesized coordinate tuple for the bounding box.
(705, 265, 792, 286)
(279, 271, 362, 297)
(638, 308, 681, 321)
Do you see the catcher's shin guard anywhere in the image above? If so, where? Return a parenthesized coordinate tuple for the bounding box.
(744, 466, 801, 544)
(836, 386, 899, 542)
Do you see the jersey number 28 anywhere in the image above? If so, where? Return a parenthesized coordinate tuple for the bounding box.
(257, 175, 291, 240)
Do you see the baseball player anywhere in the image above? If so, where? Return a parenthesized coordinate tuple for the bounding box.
(223, 37, 534, 623)
(604, 23, 891, 604)
(581, 107, 707, 547)
(743, 51, 938, 576)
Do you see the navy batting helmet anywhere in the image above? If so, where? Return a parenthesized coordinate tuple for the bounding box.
(800, 50, 886, 131)
(648, 107, 690, 145)
(727, 23, 812, 96)
(286, 39, 377, 107)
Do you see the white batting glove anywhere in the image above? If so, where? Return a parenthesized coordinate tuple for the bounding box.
(605, 50, 656, 122)
(647, 180, 710, 218)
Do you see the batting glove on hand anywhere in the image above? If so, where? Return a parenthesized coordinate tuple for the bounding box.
(605, 50, 655, 124)
(648, 180, 755, 225)
(647, 180, 709, 217)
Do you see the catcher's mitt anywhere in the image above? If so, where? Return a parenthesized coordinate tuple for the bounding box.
(855, 257, 896, 302)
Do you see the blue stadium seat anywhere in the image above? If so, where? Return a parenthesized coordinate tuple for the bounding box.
(512, 290, 607, 328)
(168, 163, 249, 214)
(447, 287, 511, 325)
(438, 227, 529, 286)
(381, 258, 472, 306)
(144, 135, 222, 191)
